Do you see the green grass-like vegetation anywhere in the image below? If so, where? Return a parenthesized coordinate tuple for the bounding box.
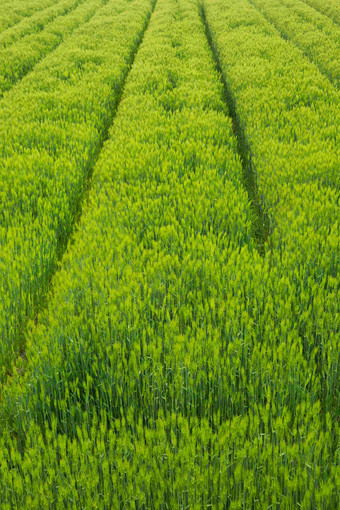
(0, 0, 338, 507)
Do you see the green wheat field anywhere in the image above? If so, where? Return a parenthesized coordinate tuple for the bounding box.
(0, 0, 339, 507)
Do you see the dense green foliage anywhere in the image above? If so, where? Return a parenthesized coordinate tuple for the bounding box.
(302, 0, 340, 24)
(250, 0, 340, 87)
(0, 0, 82, 47)
(0, 0, 102, 96)
(0, 0, 59, 33)
(0, 0, 339, 507)
(203, 0, 339, 417)
(0, 0, 155, 381)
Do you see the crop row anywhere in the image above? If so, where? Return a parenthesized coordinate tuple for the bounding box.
(303, 0, 340, 24)
(0, 0, 81, 48)
(203, 0, 339, 482)
(204, 0, 340, 395)
(0, 0, 101, 97)
(0, 0, 262, 505)
(0, 0, 338, 507)
(203, 0, 339, 298)
(0, 0, 155, 382)
(250, 0, 340, 87)
(0, 0, 59, 33)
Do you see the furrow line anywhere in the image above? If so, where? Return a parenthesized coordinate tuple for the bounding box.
(202, 0, 339, 423)
(0, 0, 98, 98)
(0, 0, 60, 34)
(0, 0, 68, 47)
(301, 0, 340, 25)
(200, 3, 270, 255)
(248, 0, 339, 88)
(0, 0, 157, 386)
